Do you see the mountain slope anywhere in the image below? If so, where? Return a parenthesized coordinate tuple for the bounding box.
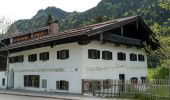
(8, 0, 170, 35)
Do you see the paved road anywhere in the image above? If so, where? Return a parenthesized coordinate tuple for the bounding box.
(0, 94, 61, 100)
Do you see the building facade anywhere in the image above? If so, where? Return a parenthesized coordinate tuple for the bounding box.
(0, 16, 158, 94)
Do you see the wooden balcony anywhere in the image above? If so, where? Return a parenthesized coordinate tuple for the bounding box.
(103, 33, 143, 46)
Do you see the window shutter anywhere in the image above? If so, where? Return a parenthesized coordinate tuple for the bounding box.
(117, 53, 120, 60)
(21, 56, 24, 62)
(24, 75, 28, 87)
(102, 51, 105, 59)
(109, 52, 112, 60)
(34, 54, 37, 61)
(66, 50, 69, 58)
(123, 53, 126, 60)
(57, 51, 60, 59)
(130, 54, 132, 61)
(88, 49, 92, 58)
(28, 55, 31, 62)
(97, 50, 100, 59)
(56, 81, 60, 89)
(39, 53, 42, 60)
(47, 52, 49, 60)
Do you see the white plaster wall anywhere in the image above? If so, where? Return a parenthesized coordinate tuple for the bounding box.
(9, 41, 148, 93)
(10, 43, 82, 94)
(81, 41, 147, 80)
(0, 71, 7, 88)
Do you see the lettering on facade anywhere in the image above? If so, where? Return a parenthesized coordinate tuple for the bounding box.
(14, 68, 65, 72)
(86, 66, 124, 71)
(86, 64, 145, 71)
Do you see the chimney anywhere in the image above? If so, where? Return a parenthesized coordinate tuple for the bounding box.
(50, 20, 59, 34)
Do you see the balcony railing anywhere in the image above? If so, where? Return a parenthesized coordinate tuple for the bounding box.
(103, 33, 142, 46)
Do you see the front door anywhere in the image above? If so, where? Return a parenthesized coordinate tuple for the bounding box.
(119, 74, 125, 92)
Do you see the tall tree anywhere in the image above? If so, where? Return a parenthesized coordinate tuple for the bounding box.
(45, 14, 53, 26)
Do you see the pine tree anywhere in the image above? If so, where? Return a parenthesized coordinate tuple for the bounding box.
(45, 14, 53, 26)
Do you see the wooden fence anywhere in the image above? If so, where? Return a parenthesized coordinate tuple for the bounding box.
(82, 79, 170, 100)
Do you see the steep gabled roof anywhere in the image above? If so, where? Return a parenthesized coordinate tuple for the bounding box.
(0, 16, 159, 52)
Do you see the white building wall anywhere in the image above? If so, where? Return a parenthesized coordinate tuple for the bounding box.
(81, 41, 147, 80)
(9, 43, 83, 94)
(8, 41, 148, 94)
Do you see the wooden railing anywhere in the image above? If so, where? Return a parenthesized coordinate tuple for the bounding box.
(103, 34, 142, 46)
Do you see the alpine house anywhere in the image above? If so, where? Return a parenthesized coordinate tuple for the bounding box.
(0, 16, 158, 94)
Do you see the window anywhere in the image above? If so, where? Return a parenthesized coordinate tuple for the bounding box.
(88, 49, 100, 59)
(42, 79, 47, 88)
(39, 52, 49, 61)
(19, 56, 24, 62)
(130, 53, 137, 61)
(9, 57, 15, 63)
(138, 54, 145, 61)
(102, 51, 112, 60)
(131, 77, 138, 84)
(103, 80, 111, 89)
(117, 52, 126, 60)
(56, 80, 69, 90)
(93, 81, 101, 90)
(141, 77, 146, 84)
(2, 78, 5, 86)
(24, 75, 40, 88)
(57, 50, 69, 60)
(28, 54, 37, 62)
(9, 55, 24, 63)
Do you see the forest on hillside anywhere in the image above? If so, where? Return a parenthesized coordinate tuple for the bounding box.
(7, 0, 170, 34)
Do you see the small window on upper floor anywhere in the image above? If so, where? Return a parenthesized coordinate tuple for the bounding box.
(102, 51, 112, 60)
(39, 52, 49, 61)
(9, 57, 15, 63)
(117, 52, 126, 61)
(130, 53, 137, 61)
(88, 49, 100, 59)
(9, 55, 24, 63)
(28, 54, 37, 62)
(138, 54, 145, 61)
(57, 50, 69, 60)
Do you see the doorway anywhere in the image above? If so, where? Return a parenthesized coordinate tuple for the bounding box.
(119, 74, 125, 92)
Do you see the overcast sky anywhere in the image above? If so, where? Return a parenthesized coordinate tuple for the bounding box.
(0, 0, 101, 20)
